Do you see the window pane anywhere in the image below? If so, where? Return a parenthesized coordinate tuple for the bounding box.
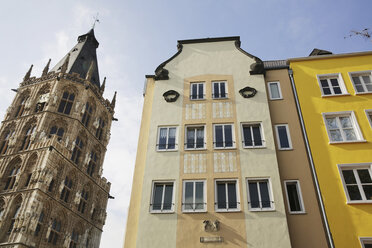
(191, 84, 197, 99)
(343, 129, 357, 141)
(186, 128, 195, 149)
(277, 126, 290, 148)
(167, 128, 176, 149)
(333, 86, 342, 94)
(65, 102, 72, 114)
(196, 128, 204, 148)
(342, 170, 357, 184)
(269, 83, 280, 99)
(287, 183, 302, 212)
(340, 117, 352, 128)
(195, 182, 204, 210)
(330, 78, 339, 86)
(352, 76, 364, 92)
(163, 184, 173, 210)
(198, 84, 204, 99)
(330, 130, 343, 141)
(224, 125, 233, 147)
(220, 83, 226, 98)
(158, 128, 167, 149)
(217, 183, 226, 209)
(243, 126, 253, 146)
(215, 126, 223, 147)
(153, 184, 163, 210)
(326, 117, 337, 129)
(362, 185, 372, 200)
(184, 182, 193, 210)
(347, 185, 362, 200)
(358, 169, 372, 183)
(248, 182, 259, 208)
(227, 183, 237, 208)
(252, 126, 262, 146)
(259, 182, 271, 208)
(364, 244, 372, 248)
(214, 83, 220, 98)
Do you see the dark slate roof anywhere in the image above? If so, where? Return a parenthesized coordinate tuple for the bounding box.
(309, 48, 333, 56)
(263, 60, 288, 70)
(51, 29, 101, 87)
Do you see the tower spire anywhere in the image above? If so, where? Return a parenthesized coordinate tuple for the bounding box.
(42, 59, 51, 77)
(111, 91, 117, 109)
(100, 77, 106, 94)
(23, 64, 33, 81)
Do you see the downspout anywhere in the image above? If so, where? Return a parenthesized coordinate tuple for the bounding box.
(288, 69, 335, 248)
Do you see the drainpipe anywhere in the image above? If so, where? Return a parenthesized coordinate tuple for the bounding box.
(288, 69, 335, 248)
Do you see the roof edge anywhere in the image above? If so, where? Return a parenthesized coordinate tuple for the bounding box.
(177, 36, 240, 45)
(287, 50, 372, 64)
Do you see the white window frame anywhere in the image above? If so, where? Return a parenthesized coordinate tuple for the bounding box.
(212, 81, 228, 99)
(322, 111, 365, 144)
(241, 122, 265, 148)
(338, 163, 372, 204)
(184, 125, 206, 150)
(349, 71, 372, 94)
(150, 181, 175, 213)
(213, 123, 236, 149)
(267, 81, 283, 100)
(246, 178, 275, 211)
(182, 180, 206, 213)
(317, 73, 349, 97)
(156, 126, 178, 151)
(274, 124, 293, 150)
(365, 109, 372, 128)
(190, 82, 205, 100)
(284, 180, 306, 214)
(214, 179, 240, 212)
(360, 237, 372, 248)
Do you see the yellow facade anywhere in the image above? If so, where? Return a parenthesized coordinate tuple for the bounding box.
(289, 52, 372, 248)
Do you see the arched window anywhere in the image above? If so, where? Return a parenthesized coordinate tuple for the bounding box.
(69, 229, 79, 248)
(48, 179, 55, 192)
(78, 189, 88, 214)
(34, 210, 44, 236)
(82, 103, 93, 127)
(20, 125, 36, 151)
(0, 130, 13, 155)
(95, 118, 105, 141)
(60, 176, 73, 203)
(22, 154, 37, 188)
(87, 151, 98, 177)
(7, 205, 20, 234)
(14, 96, 27, 117)
(58, 91, 75, 115)
(4, 167, 20, 190)
(71, 137, 83, 165)
(48, 218, 61, 245)
(49, 126, 64, 141)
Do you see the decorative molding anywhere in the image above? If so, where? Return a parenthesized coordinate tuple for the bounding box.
(163, 90, 180, 102)
(239, 86, 257, 98)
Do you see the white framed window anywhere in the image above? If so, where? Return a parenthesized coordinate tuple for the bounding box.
(212, 81, 228, 99)
(213, 124, 235, 149)
(215, 179, 240, 212)
(350, 71, 372, 94)
(317, 74, 348, 96)
(185, 125, 205, 150)
(182, 180, 206, 212)
(360, 237, 372, 248)
(190, 82, 205, 100)
(274, 124, 292, 150)
(150, 181, 175, 213)
(323, 111, 364, 143)
(284, 180, 305, 214)
(365, 110, 372, 128)
(338, 164, 372, 204)
(247, 178, 274, 211)
(267, 81, 283, 100)
(157, 126, 178, 151)
(241, 123, 265, 148)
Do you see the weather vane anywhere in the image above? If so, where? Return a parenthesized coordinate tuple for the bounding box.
(92, 13, 100, 29)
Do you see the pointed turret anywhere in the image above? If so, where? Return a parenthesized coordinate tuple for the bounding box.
(111, 91, 117, 109)
(50, 29, 101, 87)
(23, 64, 33, 81)
(100, 77, 106, 94)
(42, 59, 51, 76)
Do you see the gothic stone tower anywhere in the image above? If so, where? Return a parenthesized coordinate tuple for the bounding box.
(0, 29, 115, 247)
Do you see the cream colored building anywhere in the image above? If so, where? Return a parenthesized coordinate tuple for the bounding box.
(124, 37, 291, 248)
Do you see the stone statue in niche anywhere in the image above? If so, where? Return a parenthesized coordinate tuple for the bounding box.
(203, 220, 220, 232)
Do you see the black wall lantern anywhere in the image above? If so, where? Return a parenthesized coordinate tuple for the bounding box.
(163, 90, 180, 102)
(239, 86, 257, 98)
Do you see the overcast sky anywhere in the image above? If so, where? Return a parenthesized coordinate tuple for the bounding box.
(0, 1, 371, 247)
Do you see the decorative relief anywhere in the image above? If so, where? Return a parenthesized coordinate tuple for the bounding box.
(185, 103, 206, 120)
(184, 153, 206, 174)
(212, 102, 233, 118)
(213, 152, 237, 172)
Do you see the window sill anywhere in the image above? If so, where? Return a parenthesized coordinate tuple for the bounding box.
(184, 148, 207, 151)
(346, 200, 372, 204)
(269, 98, 283, 101)
(182, 210, 207, 213)
(189, 98, 206, 101)
(215, 209, 240, 213)
(150, 210, 175, 214)
(278, 147, 293, 151)
(212, 97, 229, 100)
(249, 208, 275, 212)
(321, 93, 350, 98)
(288, 211, 306, 215)
(156, 149, 178, 152)
(329, 140, 367, 145)
(213, 147, 236, 150)
(243, 146, 266, 149)
(355, 92, 372, 95)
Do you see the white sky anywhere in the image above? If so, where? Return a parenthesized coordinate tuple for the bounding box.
(0, 1, 371, 247)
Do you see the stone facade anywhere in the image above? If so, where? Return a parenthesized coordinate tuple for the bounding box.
(0, 29, 115, 247)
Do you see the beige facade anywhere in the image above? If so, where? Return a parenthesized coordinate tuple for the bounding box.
(0, 29, 114, 247)
(124, 37, 291, 248)
(264, 65, 330, 247)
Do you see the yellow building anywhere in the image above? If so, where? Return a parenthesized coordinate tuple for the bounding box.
(289, 50, 372, 248)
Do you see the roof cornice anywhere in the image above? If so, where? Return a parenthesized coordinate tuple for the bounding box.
(287, 50, 372, 64)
